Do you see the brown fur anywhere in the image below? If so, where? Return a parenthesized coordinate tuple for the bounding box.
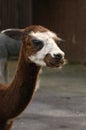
(24, 25, 49, 33)
(0, 26, 44, 130)
(0, 25, 65, 130)
(0, 44, 40, 129)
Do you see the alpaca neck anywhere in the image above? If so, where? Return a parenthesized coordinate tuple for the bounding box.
(9, 47, 41, 118)
(0, 120, 13, 130)
(0, 46, 41, 120)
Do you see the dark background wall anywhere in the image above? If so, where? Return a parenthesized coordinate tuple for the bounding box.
(0, 0, 86, 63)
(0, 0, 32, 29)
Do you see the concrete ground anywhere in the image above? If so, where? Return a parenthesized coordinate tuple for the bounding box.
(6, 63, 86, 130)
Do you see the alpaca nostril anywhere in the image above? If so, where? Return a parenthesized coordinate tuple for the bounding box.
(54, 53, 62, 60)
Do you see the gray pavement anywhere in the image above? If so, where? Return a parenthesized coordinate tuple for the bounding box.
(7, 63, 86, 130)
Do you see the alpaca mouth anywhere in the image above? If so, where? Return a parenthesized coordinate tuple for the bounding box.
(45, 59, 65, 68)
(44, 54, 65, 68)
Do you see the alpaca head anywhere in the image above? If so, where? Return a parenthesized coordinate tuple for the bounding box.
(2, 25, 65, 68)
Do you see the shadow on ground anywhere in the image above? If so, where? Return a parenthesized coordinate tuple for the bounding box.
(3, 62, 86, 130)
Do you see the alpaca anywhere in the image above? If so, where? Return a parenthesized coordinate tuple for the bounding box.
(0, 25, 65, 130)
(0, 32, 22, 82)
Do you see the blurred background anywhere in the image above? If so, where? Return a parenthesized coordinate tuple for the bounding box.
(0, 0, 86, 130)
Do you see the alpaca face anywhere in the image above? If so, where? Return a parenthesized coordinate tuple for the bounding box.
(28, 30, 65, 67)
(2, 25, 65, 68)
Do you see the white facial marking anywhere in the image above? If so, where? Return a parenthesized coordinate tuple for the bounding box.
(28, 31, 64, 66)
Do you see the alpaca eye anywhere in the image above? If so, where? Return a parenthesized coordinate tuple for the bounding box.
(31, 39, 44, 50)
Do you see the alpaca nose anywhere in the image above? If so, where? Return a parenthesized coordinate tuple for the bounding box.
(54, 53, 63, 61)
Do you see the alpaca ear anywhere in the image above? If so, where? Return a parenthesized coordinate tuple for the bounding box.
(1, 29, 25, 40)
